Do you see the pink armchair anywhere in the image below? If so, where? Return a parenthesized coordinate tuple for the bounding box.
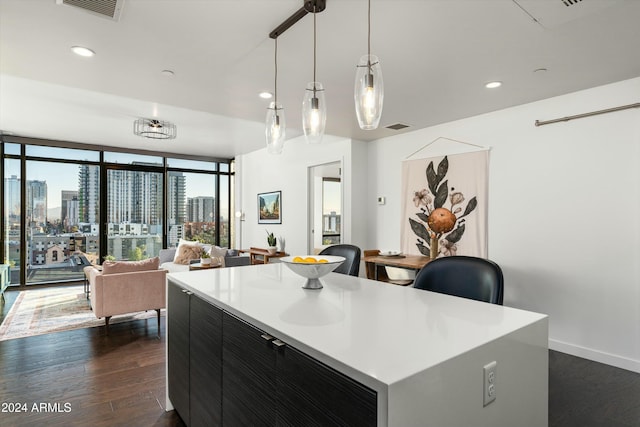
(85, 257, 167, 335)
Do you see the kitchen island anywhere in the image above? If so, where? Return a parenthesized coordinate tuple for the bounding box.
(166, 263, 548, 427)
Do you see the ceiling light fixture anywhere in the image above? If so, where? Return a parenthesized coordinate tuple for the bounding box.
(259, 91, 273, 99)
(71, 46, 95, 57)
(302, 2, 326, 144)
(354, 0, 383, 130)
(265, 38, 286, 154)
(133, 118, 177, 140)
(268, 0, 326, 145)
(485, 81, 502, 89)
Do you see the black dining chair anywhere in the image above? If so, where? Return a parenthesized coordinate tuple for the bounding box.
(413, 255, 504, 305)
(319, 244, 361, 277)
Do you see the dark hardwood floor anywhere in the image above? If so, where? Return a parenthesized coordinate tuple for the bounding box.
(0, 289, 184, 427)
(1, 288, 639, 427)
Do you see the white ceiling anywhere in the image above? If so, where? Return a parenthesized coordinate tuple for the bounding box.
(1, 0, 639, 159)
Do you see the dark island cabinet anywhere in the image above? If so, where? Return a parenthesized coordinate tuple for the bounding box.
(167, 279, 377, 427)
(277, 344, 377, 427)
(222, 312, 377, 427)
(167, 281, 222, 427)
(167, 282, 191, 424)
(222, 313, 277, 426)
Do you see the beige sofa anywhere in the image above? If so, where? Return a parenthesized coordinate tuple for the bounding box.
(85, 257, 166, 335)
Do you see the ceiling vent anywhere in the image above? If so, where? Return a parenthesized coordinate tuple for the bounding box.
(513, 0, 621, 28)
(56, 0, 124, 21)
(385, 123, 410, 131)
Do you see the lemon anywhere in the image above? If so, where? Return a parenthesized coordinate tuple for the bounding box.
(293, 256, 304, 263)
(318, 259, 328, 263)
(304, 257, 317, 263)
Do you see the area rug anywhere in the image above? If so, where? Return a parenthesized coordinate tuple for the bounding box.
(0, 286, 163, 341)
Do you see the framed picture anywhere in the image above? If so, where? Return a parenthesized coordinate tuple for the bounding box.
(258, 191, 282, 224)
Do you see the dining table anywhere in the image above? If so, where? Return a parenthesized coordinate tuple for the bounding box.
(362, 253, 432, 283)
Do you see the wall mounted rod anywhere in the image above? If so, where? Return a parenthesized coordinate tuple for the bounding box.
(535, 102, 640, 127)
(269, 0, 326, 39)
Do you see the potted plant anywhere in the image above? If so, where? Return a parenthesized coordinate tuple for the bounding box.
(266, 230, 277, 255)
(200, 249, 212, 266)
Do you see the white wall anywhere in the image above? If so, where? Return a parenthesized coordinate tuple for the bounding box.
(235, 134, 369, 258)
(367, 76, 640, 372)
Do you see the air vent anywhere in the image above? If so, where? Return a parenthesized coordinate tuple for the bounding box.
(386, 123, 410, 131)
(56, 0, 124, 21)
(513, 0, 621, 28)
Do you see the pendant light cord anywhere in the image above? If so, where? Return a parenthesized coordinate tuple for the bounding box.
(367, 0, 372, 69)
(368, 0, 371, 58)
(274, 38, 278, 105)
(313, 9, 317, 92)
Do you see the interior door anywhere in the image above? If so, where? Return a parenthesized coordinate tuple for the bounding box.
(307, 161, 342, 254)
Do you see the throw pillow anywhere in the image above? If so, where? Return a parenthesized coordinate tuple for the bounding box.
(209, 246, 228, 268)
(102, 257, 160, 274)
(174, 244, 202, 265)
(173, 239, 201, 263)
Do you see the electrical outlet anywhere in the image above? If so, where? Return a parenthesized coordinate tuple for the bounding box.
(483, 361, 497, 406)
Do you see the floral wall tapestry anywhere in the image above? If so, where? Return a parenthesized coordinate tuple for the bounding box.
(400, 150, 489, 258)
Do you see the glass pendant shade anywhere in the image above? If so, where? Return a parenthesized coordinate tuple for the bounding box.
(266, 102, 285, 154)
(354, 54, 383, 130)
(302, 82, 326, 144)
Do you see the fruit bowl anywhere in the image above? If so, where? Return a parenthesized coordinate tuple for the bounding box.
(280, 255, 345, 289)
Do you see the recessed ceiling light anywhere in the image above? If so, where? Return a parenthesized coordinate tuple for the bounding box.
(259, 91, 273, 99)
(71, 46, 95, 57)
(485, 81, 502, 89)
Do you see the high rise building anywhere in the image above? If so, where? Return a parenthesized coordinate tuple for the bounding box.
(78, 165, 99, 224)
(187, 196, 215, 222)
(27, 180, 47, 226)
(105, 167, 162, 231)
(4, 175, 20, 220)
(167, 172, 186, 247)
(61, 190, 79, 229)
(168, 172, 186, 225)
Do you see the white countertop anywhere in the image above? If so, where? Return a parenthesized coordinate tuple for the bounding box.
(168, 263, 547, 388)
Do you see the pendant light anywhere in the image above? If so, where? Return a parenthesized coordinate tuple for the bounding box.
(302, 6, 326, 144)
(266, 38, 285, 154)
(354, 0, 383, 130)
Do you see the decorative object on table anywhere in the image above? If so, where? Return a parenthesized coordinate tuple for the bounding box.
(379, 250, 402, 257)
(280, 255, 345, 290)
(401, 145, 488, 259)
(200, 249, 212, 266)
(278, 236, 286, 253)
(266, 230, 277, 254)
(258, 190, 282, 224)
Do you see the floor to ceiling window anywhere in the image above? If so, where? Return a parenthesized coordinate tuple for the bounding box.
(25, 159, 100, 284)
(166, 158, 231, 248)
(1, 139, 233, 288)
(3, 145, 21, 285)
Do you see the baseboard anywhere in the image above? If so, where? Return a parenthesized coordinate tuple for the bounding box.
(549, 339, 640, 374)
